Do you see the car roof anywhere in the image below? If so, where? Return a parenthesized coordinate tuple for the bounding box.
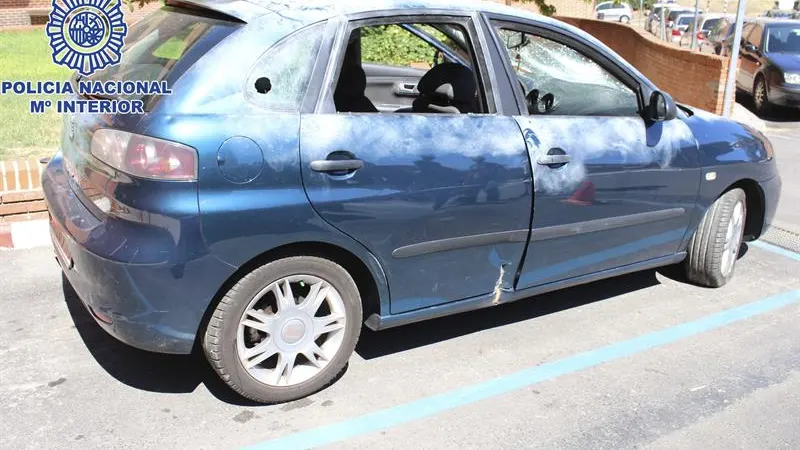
(752, 18, 800, 25)
(175, 0, 546, 23)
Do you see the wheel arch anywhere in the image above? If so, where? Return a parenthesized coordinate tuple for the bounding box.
(194, 240, 388, 350)
(721, 178, 766, 241)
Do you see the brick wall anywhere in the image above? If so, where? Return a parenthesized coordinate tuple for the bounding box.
(0, 158, 48, 223)
(559, 17, 729, 114)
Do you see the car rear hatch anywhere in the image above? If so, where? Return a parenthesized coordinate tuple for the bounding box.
(55, 4, 244, 263)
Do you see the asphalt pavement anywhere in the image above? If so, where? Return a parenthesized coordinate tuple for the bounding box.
(1, 109, 799, 449)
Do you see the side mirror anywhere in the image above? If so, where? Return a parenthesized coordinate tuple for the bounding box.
(744, 43, 758, 52)
(647, 90, 677, 121)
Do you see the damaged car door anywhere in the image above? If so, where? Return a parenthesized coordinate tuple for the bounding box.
(299, 15, 532, 314)
(489, 20, 701, 289)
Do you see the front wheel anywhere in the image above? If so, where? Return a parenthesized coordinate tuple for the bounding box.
(754, 76, 772, 116)
(685, 188, 747, 288)
(620, 15, 630, 24)
(203, 256, 363, 403)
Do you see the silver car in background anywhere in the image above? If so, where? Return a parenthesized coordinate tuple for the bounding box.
(595, 1, 633, 23)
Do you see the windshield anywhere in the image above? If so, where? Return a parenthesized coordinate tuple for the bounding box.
(653, 7, 663, 16)
(765, 25, 800, 53)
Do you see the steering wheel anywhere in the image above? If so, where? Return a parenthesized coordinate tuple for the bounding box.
(518, 80, 554, 114)
(525, 88, 555, 114)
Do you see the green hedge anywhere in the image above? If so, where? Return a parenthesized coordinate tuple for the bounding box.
(361, 25, 450, 67)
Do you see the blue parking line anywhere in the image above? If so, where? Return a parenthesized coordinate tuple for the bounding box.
(750, 240, 800, 262)
(246, 289, 800, 450)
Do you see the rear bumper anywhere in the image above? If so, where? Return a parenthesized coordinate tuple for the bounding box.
(769, 84, 800, 107)
(43, 153, 236, 354)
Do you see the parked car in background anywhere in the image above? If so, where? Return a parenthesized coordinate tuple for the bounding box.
(669, 13, 696, 43)
(679, 14, 730, 50)
(733, 19, 800, 113)
(765, 8, 793, 18)
(707, 16, 736, 54)
(655, 6, 700, 38)
(646, 2, 677, 33)
(596, 1, 633, 23)
(44, 0, 782, 404)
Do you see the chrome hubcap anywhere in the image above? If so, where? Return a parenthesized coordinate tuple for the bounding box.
(721, 201, 744, 276)
(755, 81, 766, 108)
(237, 275, 347, 387)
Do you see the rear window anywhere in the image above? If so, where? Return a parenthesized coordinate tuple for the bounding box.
(703, 18, 720, 31)
(678, 16, 692, 25)
(83, 6, 241, 109)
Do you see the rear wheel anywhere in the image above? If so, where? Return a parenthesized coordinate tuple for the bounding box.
(685, 188, 747, 288)
(620, 15, 630, 23)
(203, 256, 362, 403)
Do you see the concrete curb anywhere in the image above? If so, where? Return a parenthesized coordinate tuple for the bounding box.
(732, 103, 767, 133)
(0, 219, 51, 250)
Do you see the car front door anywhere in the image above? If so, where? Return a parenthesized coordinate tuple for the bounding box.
(487, 18, 701, 289)
(299, 15, 532, 314)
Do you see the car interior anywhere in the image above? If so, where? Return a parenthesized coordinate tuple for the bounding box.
(333, 22, 486, 115)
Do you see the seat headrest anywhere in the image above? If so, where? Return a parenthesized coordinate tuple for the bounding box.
(335, 63, 367, 99)
(416, 63, 477, 112)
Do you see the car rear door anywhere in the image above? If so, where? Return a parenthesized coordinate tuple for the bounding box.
(299, 14, 532, 315)
(486, 17, 701, 289)
(739, 24, 764, 91)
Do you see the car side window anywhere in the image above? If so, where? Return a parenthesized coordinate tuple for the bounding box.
(245, 22, 325, 112)
(493, 26, 639, 117)
(597, 4, 611, 11)
(330, 19, 489, 115)
(740, 23, 755, 42)
(748, 25, 764, 49)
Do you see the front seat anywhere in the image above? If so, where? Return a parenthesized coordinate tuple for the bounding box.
(411, 63, 478, 114)
(334, 63, 378, 113)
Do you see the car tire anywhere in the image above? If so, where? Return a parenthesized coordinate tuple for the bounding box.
(753, 75, 772, 116)
(203, 256, 363, 404)
(685, 188, 747, 288)
(714, 45, 721, 55)
(620, 15, 630, 23)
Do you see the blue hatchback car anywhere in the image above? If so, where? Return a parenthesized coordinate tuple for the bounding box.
(44, 0, 781, 403)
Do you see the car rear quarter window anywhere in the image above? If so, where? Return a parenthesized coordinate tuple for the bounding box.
(702, 18, 720, 31)
(84, 6, 241, 109)
(244, 22, 325, 112)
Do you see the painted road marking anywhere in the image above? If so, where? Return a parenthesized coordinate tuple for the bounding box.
(245, 289, 800, 450)
(751, 240, 800, 262)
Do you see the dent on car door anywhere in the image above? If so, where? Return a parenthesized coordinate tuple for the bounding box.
(300, 16, 532, 314)
(490, 22, 701, 289)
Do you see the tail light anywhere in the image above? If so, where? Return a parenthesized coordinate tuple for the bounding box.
(672, 29, 681, 36)
(91, 129, 198, 181)
(697, 31, 705, 40)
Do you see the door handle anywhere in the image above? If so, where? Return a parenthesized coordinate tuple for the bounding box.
(393, 82, 419, 97)
(310, 159, 364, 173)
(537, 148, 570, 168)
